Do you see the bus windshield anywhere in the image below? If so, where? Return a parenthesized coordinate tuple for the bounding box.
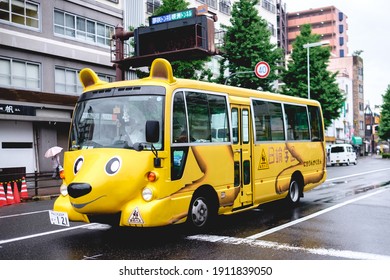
(70, 95, 164, 150)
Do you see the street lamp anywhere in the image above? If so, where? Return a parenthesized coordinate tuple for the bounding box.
(302, 41, 330, 99)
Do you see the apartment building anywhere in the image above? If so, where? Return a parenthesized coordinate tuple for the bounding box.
(287, 5, 348, 57)
(0, 0, 122, 174)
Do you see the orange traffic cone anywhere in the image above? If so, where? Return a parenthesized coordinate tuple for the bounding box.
(13, 181, 21, 204)
(6, 182, 15, 205)
(20, 177, 28, 200)
(0, 184, 6, 207)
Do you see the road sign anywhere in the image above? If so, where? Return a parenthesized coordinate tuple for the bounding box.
(254, 61, 270, 79)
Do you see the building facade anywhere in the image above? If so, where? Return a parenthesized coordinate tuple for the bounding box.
(328, 55, 365, 152)
(0, 0, 122, 175)
(287, 5, 349, 57)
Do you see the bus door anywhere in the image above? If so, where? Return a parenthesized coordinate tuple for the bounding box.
(231, 105, 253, 209)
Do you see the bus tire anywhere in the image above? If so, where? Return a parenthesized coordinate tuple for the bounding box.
(286, 177, 301, 206)
(187, 192, 216, 231)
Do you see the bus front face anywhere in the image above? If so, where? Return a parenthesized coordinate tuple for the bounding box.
(54, 87, 165, 225)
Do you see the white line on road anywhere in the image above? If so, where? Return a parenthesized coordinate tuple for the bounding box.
(326, 167, 390, 182)
(0, 210, 50, 219)
(246, 188, 389, 240)
(0, 223, 99, 245)
(186, 234, 390, 260)
(187, 187, 390, 260)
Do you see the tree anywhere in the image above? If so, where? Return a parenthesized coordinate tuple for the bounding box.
(152, 0, 211, 79)
(281, 24, 345, 129)
(379, 85, 390, 141)
(219, 0, 283, 91)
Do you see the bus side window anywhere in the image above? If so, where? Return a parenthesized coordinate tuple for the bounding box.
(186, 91, 211, 143)
(171, 147, 188, 180)
(284, 104, 310, 141)
(172, 92, 189, 143)
(252, 100, 285, 141)
(308, 105, 324, 141)
(209, 94, 230, 143)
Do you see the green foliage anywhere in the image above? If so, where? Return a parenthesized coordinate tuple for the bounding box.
(151, 0, 210, 79)
(382, 153, 390, 159)
(281, 24, 345, 129)
(219, 0, 283, 91)
(378, 85, 390, 141)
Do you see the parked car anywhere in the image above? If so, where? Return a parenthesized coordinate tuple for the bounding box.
(329, 144, 357, 166)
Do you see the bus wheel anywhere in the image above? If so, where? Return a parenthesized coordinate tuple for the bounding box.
(286, 178, 301, 206)
(188, 194, 214, 230)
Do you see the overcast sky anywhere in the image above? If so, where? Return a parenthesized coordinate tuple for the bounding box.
(284, 0, 389, 107)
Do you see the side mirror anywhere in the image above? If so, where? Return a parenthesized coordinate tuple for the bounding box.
(146, 120, 160, 143)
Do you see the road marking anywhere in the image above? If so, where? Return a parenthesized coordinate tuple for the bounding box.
(187, 187, 390, 260)
(326, 167, 390, 182)
(246, 188, 388, 240)
(0, 210, 49, 219)
(0, 223, 99, 245)
(186, 234, 390, 260)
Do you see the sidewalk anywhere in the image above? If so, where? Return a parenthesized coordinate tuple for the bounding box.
(27, 179, 61, 201)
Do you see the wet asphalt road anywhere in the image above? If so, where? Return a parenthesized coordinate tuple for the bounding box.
(1, 155, 390, 260)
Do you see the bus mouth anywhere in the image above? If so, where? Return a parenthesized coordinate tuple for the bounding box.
(71, 195, 106, 209)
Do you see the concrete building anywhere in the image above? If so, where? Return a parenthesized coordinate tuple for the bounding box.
(287, 5, 349, 57)
(0, 0, 121, 177)
(328, 55, 366, 153)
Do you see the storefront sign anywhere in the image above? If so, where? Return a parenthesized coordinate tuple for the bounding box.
(0, 104, 35, 116)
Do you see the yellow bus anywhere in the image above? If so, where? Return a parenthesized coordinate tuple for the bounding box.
(52, 58, 326, 229)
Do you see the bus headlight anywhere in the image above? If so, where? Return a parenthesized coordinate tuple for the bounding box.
(60, 183, 68, 196)
(142, 187, 153, 202)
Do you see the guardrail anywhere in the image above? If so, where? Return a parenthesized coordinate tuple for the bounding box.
(1, 170, 61, 198)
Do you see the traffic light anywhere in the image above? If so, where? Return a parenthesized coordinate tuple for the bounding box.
(115, 8, 217, 69)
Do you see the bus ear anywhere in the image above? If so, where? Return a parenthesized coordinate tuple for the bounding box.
(148, 58, 176, 84)
(79, 68, 108, 90)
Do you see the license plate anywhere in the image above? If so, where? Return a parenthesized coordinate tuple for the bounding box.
(49, 210, 70, 227)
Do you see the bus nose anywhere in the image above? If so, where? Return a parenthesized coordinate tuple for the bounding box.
(68, 183, 92, 198)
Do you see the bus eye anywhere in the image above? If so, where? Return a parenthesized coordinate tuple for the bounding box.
(105, 157, 121, 175)
(74, 156, 84, 174)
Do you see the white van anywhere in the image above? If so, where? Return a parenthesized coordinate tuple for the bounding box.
(329, 144, 357, 166)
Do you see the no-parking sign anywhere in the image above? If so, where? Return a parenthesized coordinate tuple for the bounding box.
(254, 61, 270, 79)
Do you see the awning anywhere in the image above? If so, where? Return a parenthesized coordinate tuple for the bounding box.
(352, 136, 363, 145)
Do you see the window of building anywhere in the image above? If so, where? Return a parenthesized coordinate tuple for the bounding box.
(0, 0, 39, 29)
(359, 120, 364, 130)
(219, 0, 231, 15)
(339, 37, 344, 46)
(339, 24, 344, 33)
(55, 67, 82, 94)
(0, 57, 40, 90)
(54, 10, 114, 47)
(340, 49, 345, 57)
(55, 67, 114, 95)
(338, 12, 344, 21)
(146, 0, 161, 14)
(262, 0, 276, 14)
